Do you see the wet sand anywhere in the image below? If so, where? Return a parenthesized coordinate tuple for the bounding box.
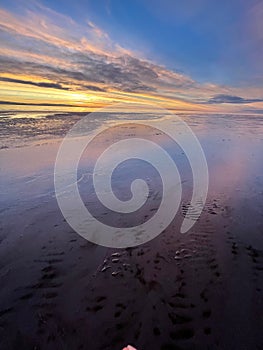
(0, 113, 263, 349)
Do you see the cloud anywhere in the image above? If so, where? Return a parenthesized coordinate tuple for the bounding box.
(0, 1, 262, 113)
(87, 20, 109, 40)
(242, 108, 263, 114)
(208, 94, 263, 104)
(83, 85, 107, 92)
(0, 77, 69, 90)
(0, 53, 159, 93)
(0, 100, 80, 107)
(0, 3, 196, 96)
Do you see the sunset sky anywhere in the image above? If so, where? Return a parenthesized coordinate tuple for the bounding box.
(0, 0, 262, 114)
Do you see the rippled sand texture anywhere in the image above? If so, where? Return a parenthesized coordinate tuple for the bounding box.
(0, 113, 263, 349)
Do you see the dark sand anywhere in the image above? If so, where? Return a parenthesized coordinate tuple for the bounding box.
(0, 113, 263, 349)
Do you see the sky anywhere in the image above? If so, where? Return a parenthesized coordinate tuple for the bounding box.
(0, 0, 262, 114)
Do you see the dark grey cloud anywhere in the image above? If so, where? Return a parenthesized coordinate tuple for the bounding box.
(208, 94, 263, 104)
(83, 85, 107, 92)
(0, 54, 157, 93)
(124, 56, 159, 80)
(0, 21, 196, 98)
(241, 108, 263, 114)
(74, 55, 159, 92)
(0, 77, 69, 90)
(0, 101, 80, 107)
(0, 53, 159, 93)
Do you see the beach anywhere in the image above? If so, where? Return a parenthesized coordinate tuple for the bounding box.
(0, 112, 263, 350)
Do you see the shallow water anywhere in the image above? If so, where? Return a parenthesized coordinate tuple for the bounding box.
(1, 112, 262, 246)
